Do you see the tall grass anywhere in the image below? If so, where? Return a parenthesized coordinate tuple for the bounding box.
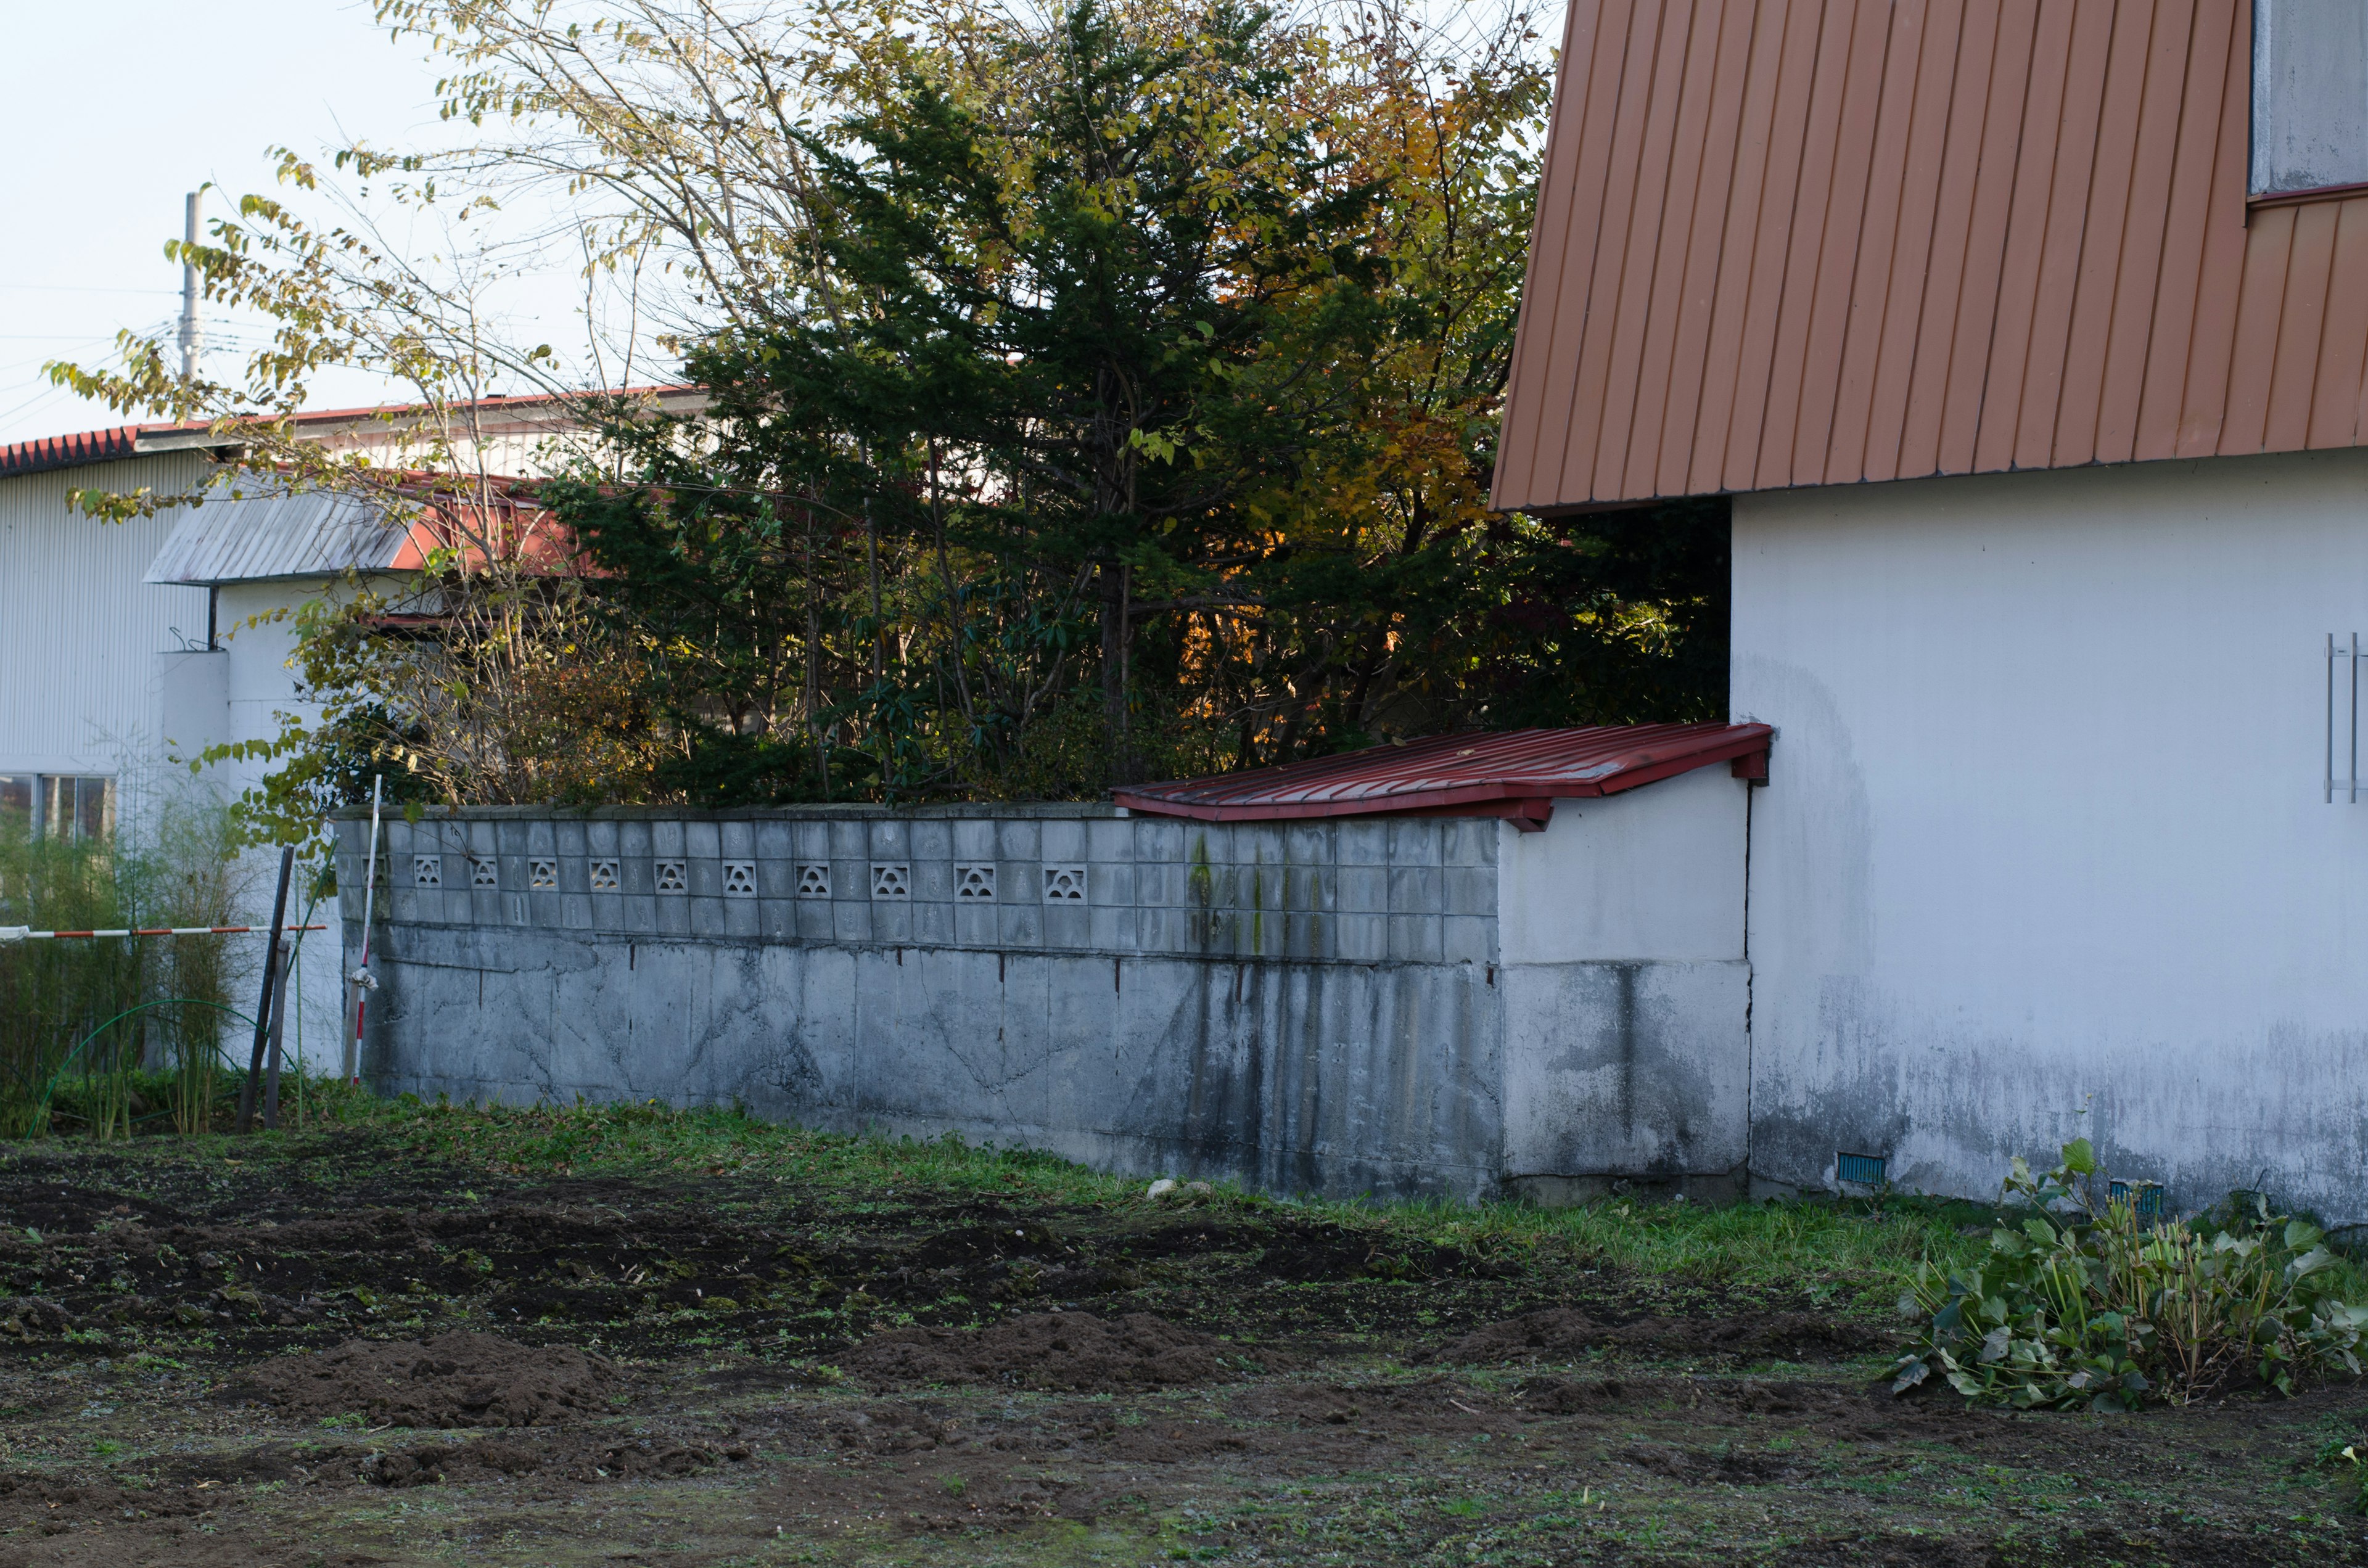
(0, 799, 247, 1137)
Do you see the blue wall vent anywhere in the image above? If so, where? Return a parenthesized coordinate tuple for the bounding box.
(2108, 1180, 2165, 1219)
(1836, 1151, 1888, 1188)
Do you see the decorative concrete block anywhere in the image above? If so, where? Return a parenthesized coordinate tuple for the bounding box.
(1388, 914, 1444, 964)
(1442, 915, 1494, 965)
(652, 820, 686, 858)
(685, 821, 722, 858)
(911, 819, 953, 860)
(953, 818, 997, 859)
(1388, 866, 1443, 913)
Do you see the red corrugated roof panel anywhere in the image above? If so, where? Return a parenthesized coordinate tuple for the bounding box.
(1113, 723, 1772, 829)
(0, 425, 145, 479)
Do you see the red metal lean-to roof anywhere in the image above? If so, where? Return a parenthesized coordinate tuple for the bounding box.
(1113, 723, 1772, 831)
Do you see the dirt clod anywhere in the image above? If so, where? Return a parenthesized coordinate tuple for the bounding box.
(236, 1331, 619, 1427)
(842, 1310, 1257, 1392)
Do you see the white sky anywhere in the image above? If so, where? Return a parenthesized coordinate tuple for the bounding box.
(0, 1, 588, 447)
(0, 1, 1565, 449)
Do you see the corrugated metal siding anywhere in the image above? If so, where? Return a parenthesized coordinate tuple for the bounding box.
(0, 454, 212, 774)
(1114, 723, 1773, 821)
(1495, 0, 2368, 511)
(144, 485, 410, 586)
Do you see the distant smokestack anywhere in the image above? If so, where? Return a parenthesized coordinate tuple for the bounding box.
(176, 191, 204, 384)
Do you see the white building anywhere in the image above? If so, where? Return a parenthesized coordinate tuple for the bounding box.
(1493, 1, 2368, 1221)
(0, 390, 698, 1067)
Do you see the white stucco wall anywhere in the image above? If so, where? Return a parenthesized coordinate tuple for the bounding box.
(207, 580, 347, 1076)
(1497, 767, 1754, 1189)
(1734, 448, 2368, 1222)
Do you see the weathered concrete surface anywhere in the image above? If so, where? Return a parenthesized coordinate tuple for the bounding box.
(340, 791, 1759, 1202)
(364, 924, 1502, 1198)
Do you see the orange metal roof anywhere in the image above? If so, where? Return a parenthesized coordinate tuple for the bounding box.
(1495, 0, 2368, 511)
(1113, 724, 1772, 829)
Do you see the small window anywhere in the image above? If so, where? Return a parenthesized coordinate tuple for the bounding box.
(2253, 1, 2368, 197)
(0, 775, 113, 841)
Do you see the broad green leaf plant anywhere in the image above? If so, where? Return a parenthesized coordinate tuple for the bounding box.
(1891, 1138, 2367, 1410)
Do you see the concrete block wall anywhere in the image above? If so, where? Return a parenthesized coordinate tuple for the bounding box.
(359, 807, 1501, 968)
(340, 805, 1512, 1199)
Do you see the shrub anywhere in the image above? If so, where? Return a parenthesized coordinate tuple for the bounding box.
(0, 798, 247, 1138)
(1890, 1138, 2368, 1410)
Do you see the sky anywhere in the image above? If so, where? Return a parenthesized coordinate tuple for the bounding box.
(0, 1, 587, 447)
(0, 1, 1566, 449)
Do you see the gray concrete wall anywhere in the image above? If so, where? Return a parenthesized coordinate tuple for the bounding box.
(340, 806, 1513, 1199)
(1494, 768, 1756, 1194)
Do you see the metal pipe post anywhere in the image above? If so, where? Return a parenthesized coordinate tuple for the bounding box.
(236, 847, 294, 1134)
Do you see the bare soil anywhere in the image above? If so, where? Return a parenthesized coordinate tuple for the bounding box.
(0, 1136, 2361, 1566)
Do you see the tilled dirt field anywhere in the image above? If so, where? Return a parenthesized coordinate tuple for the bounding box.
(0, 1134, 2362, 1566)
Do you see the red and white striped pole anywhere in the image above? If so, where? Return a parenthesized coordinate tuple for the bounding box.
(0, 924, 326, 942)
